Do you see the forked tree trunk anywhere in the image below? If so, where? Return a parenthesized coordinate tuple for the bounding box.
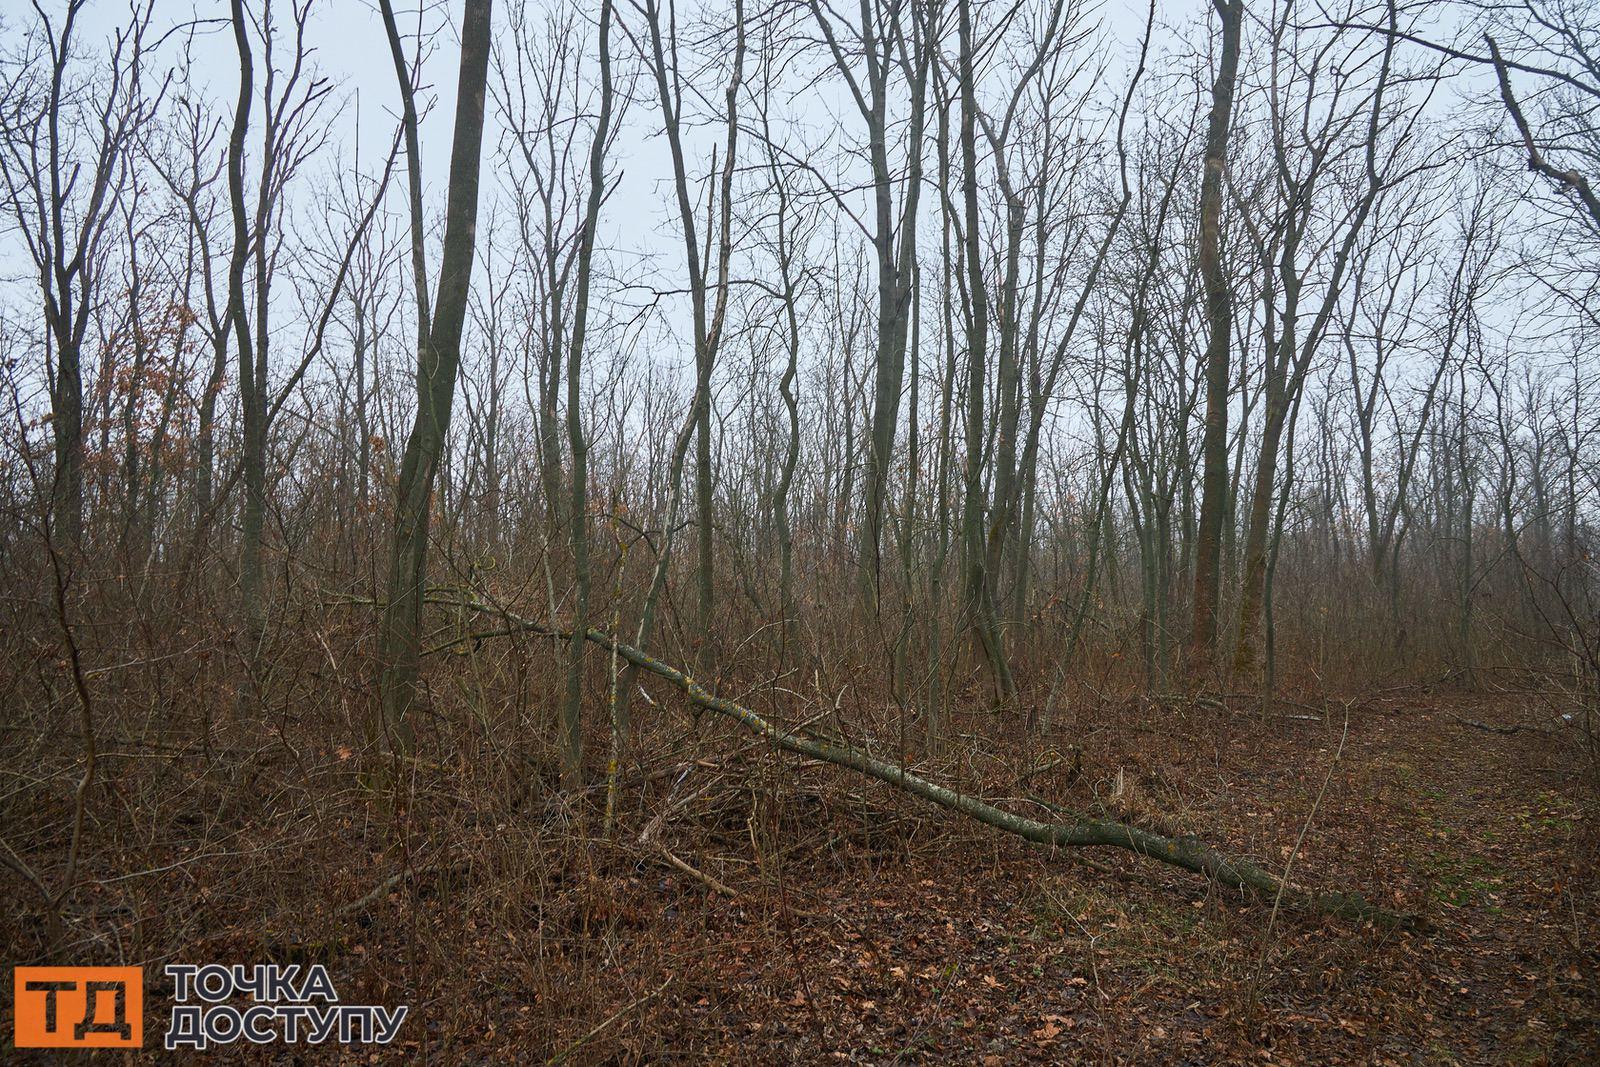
(377, 0, 494, 754)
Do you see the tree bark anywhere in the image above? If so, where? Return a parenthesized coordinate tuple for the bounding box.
(377, 0, 494, 754)
(1187, 0, 1243, 682)
(560, 0, 616, 788)
(956, 0, 1016, 704)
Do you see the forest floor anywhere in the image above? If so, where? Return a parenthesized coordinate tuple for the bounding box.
(5, 681, 1598, 1063)
(414, 689, 1599, 1065)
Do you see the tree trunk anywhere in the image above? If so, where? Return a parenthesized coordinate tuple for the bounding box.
(1187, 0, 1243, 682)
(560, 0, 615, 788)
(377, 0, 494, 754)
(957, 0, 1015, 704)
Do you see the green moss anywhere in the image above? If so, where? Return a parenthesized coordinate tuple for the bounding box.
(1423, 850, 1505, 909)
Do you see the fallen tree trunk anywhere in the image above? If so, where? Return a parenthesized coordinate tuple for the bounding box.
(436, 596, 1420, 930)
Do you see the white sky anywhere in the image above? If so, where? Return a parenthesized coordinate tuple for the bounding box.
(17, 0, 1579, 444)
(70, 0, 1173, 272)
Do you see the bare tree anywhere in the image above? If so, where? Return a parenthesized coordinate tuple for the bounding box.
(563, 0, 618, 785)
(224, 0, 390, 689)
(807, 0, 936, 606)
(954, 0, 1016, 703)
(377, 0, 494, 753)
(0, 1, 161, 550)
(1231, 0, 1410, 676)
(1187, 0, 1244, 680)
(623, 0, 745, 655)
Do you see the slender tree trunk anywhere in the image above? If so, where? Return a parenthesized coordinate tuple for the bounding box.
(560, 0, 615, 788)
(1187, 0, 1243, 681)
(225, 0, 262, 662)
(767, 152, 803, 663)
(1234, 386, 1288, 674)
(377, 0, 494, 754)
(50, 332, 84, 550)
(805, 0, 930, 609)
(957, 0, 1015, 704)
(639, 0, 744, 654)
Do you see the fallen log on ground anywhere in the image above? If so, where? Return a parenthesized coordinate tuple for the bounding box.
(436, 597, 1421, 931)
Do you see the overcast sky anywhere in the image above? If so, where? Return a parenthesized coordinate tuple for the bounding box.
(65, 0, 1175, 275)
(17, 0, 1535, 421)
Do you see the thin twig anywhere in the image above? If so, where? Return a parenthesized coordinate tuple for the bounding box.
(545, 976, 673, 1066)
(655, 844, 737, 897)
(1247, 699, 1354, 1011)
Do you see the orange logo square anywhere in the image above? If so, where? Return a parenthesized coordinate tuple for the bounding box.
(13, 967, 143, 1048)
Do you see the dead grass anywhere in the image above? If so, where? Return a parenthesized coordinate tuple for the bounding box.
(1, 571, 1596, 1063)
